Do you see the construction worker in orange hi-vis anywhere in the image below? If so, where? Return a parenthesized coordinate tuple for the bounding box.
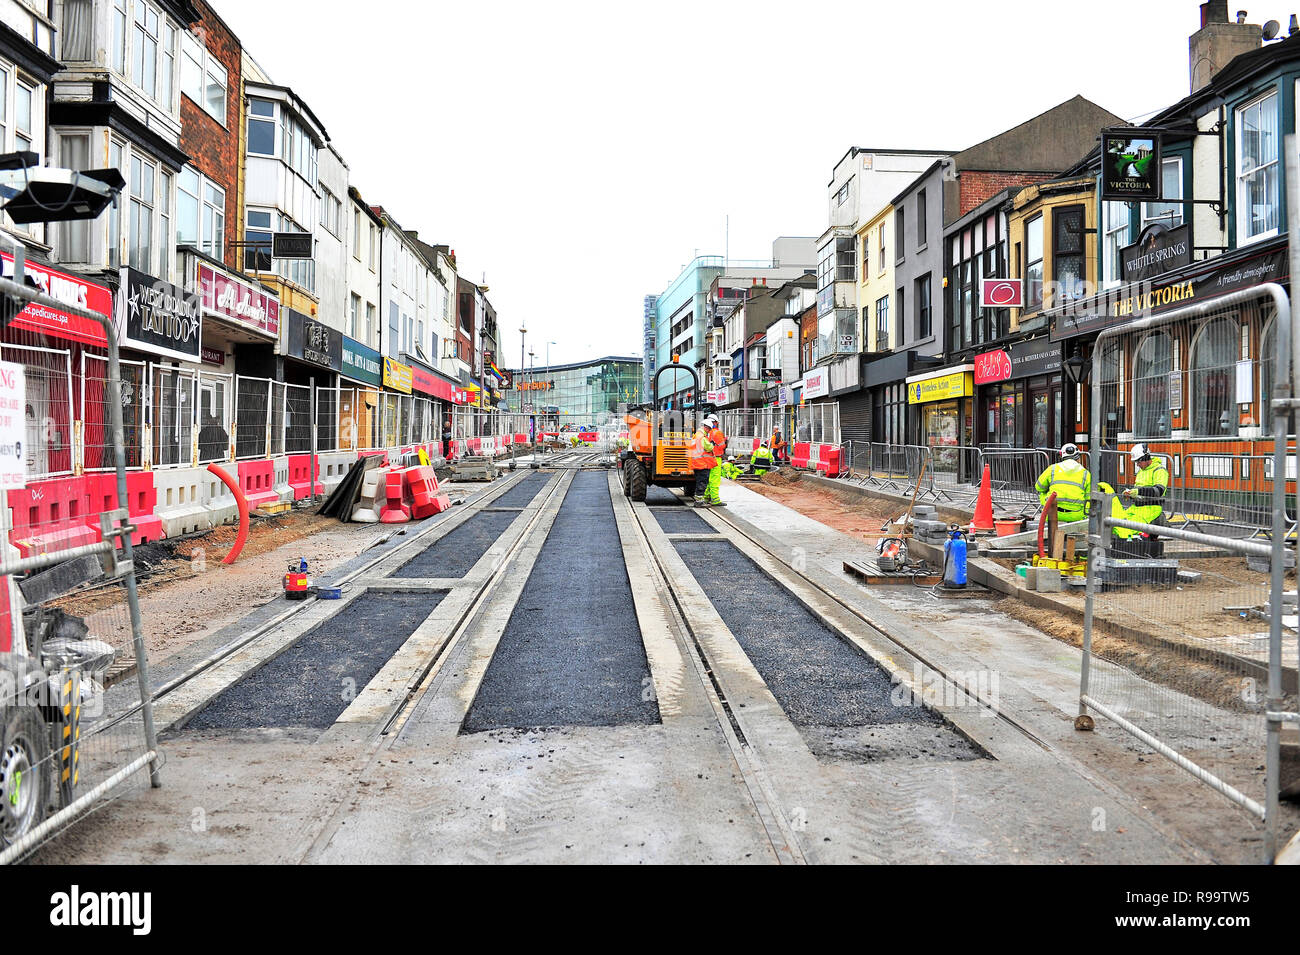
(689, 417, 717, 507)
(704, 414, 727, 507)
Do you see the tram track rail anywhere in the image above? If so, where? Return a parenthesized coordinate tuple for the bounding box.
(95, 468, 562, 736)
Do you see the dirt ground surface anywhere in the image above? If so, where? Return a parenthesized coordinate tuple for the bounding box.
(733, 471, 1300, 859)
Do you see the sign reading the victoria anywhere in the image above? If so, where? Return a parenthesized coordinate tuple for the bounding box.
(117, 267, 203, 362)
(1101, 130, 1162, 201)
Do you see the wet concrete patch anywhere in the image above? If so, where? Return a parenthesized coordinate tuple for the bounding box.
(673, 540, 984, 763)
(464, 471, 659, 731)
(394, 510, 519, 578)
(652, 507, 713, 535)
(181, 590, 446, 731)
(492, 472, 555, 508)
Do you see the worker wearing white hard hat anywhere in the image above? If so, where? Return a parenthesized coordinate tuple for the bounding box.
(1034, 443, 1090, 521)
(1116, 443, 1168, 539)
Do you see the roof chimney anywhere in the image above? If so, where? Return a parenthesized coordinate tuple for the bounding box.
(1190, 1, 1261, 92)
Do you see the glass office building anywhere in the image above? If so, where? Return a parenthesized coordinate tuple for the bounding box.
(505, 356, 642, 418)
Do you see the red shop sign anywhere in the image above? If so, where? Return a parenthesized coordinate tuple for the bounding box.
(410, 364, 457, 403)
(198, 264, 279, 339)
(973, 348, 1013, 385)
(1, 253, 111, 346)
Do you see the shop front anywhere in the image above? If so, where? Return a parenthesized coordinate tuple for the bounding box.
(380, 355, 413, 449)
(973, 336, 1064, 450)
(1048, 235, 1290, 490)
(192, 260, 281, 463)
(906, 365, 973, 450)
(339, 335, 382, 450)
(0, 253, 115, 476)
(116, 267, 205, 468)
(405, 353, 462, 444)
(284, 310, 342, 454)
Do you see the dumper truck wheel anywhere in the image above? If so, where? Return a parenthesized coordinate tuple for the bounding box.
(0, 707, 51, 848)
(627, 459, 647, 502)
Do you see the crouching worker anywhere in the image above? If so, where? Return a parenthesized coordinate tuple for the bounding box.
(722, 455, 743, 480)
(1034, 443, 1090, 523)
(750, 441, 774, 476)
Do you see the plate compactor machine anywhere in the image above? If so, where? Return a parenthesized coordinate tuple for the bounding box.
(619, 360, 713, 503)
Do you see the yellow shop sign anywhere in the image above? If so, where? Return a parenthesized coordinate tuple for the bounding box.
(383, 357, 412, 394)
(907, 370, 972, 404)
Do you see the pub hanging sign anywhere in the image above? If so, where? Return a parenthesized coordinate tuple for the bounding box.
(1101, 129, 1162, 202)
(117, 267, 203, 363)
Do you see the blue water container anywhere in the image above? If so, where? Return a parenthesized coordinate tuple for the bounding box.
(943, 530, 968, 588)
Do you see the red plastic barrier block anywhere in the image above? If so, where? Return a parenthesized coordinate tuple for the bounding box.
(791, 442, 812, 469)
(468, 438, 482, 455)
(237, 460, 280, 510)
(380, 469, 411, 523)
(515, 433, 527, 445)
(7, 475, 98, 558)
(84, 472, 162, 546)
(287, 454, 324, 500)
(404, 465, 443, 519)
(819, 445, 843, 477)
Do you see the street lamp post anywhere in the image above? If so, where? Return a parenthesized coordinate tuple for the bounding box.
(518, 323, 526, 419)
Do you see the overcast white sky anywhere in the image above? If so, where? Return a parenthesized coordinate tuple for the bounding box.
(216, 0, 1216, 368)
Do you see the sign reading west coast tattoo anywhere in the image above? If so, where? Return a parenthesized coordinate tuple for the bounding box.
(117, 267, 203, 362)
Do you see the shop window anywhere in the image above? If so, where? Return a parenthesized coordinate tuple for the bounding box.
(1133, 330, 1171, 438)
(1191, 318, 1237, 436)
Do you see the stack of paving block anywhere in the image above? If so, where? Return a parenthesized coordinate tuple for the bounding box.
(449, 456, 497, 482)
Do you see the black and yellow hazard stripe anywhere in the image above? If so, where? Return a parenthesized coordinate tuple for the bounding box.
(57, 668, 81, 806)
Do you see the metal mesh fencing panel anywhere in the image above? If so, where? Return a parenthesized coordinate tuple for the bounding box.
(269, 383, 286, 457)
(284, 384, 312, 454)
(81, 355, 145, 472)
(0, 270, 160, 863)
(315, 386, 338, 453)
(357, 389, 382, 450)
(197, 372, 232, 464)
(2, 345, 74, 480)
(1080, 285, 1293, 850)
(150, 364, 196, 468)
(235, 377, 270, 460)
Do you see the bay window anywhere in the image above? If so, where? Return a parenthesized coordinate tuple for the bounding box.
(129, 154, 156, 271)
(132, 1, 159, 102)
(1237, 89, 1279, 243)
(56, 133, 92, 261)
(247, 98, 276, 155)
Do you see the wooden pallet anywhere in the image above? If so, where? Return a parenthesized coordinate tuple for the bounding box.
(842, 557, 940, 586)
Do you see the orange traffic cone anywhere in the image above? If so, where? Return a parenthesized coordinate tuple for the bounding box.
(970, 463, 996, 533)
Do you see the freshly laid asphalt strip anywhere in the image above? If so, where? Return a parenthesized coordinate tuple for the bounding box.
(183, 590, 445, 730)
(491, 471, 554, 508)
(674, 540, 984, 762)
(645, 486, 683, 506)
(463, 470, 659, 731)
(652, 507, 714, 535)
(393, 510, 520, 578)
